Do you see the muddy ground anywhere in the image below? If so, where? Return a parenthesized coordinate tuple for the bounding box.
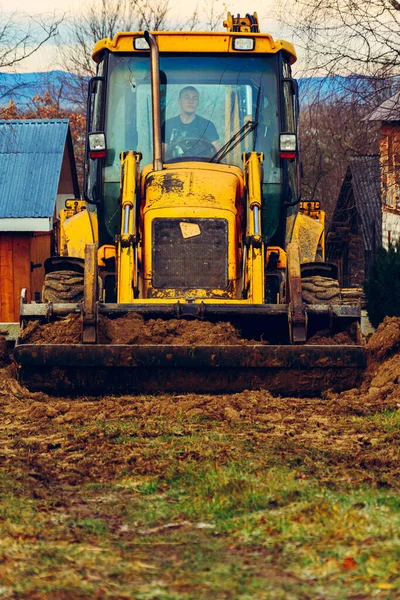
(21, 313, 255, 346)
(1, 317, 400, 598)
(20, 312, 358, 346)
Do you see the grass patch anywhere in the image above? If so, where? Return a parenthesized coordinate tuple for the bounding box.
(372, 409, 400, 432)
(1, 385, 400, 599)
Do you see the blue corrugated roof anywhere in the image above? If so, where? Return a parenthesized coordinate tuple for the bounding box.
(0, 119, 70, 218)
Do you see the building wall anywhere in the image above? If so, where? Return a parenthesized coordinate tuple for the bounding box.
(0, 231, 51, 322)
(379, 122, 400, 249)
(0, 233, 31, 321)
(30, 232, 51, 298)
(380, 123, 400, 210)
(382, 210, 400, 249)
(58, 145, 75, 194)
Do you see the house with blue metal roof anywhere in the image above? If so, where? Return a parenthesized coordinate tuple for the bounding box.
(0, 119, 79, 231)
(0, 119, 79, 324)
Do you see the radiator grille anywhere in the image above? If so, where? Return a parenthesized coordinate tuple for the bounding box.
(152, 218, 228, 289)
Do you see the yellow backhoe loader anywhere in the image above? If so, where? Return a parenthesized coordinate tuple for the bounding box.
(14, 14, 366, 395)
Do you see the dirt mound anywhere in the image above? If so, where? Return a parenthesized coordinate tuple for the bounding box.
(367, 316, 400, 360)
(99, 313, 254, 345)
(305, 329, 355, 345)
(15, 312, 400, 400)
(20, 313, 256, 346)
(0, 364, 49, 402)
(21, 314, 82, 344)
(359, 317, 400, 402)
(19, 312, 365, 348)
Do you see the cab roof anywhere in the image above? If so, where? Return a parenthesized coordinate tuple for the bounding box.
(92, 31, 297, 65)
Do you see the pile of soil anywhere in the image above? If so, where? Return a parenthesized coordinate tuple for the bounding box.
(15, 313, 400, 401)
(20, 313, 360, 348)
(21, 313, 257, 346)
(362, 316, 400, 401)
(367, 316, 400, 361)
(98, 313, 255, 345)
(21, 314, 82, 345)
(305, 329, 355, 346)
(1, 315, 399, 489)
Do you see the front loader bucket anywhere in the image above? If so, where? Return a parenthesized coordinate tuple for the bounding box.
(14, 343, 366, 397)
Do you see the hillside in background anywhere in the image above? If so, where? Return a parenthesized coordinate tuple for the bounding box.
(0, 70, 396, 110)
(0, 71, 80, 109)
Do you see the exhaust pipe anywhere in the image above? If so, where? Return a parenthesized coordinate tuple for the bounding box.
(144, 31, 163, 171)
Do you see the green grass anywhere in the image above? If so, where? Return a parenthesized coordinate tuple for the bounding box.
(372, 409, 400, 432)
(1, 392, 400, 599)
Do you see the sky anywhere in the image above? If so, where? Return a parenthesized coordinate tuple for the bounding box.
(0, 0, 289, 72)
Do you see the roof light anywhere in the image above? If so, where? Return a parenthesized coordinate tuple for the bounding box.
(279, 133, 297, 159)
(88, 132, 106, 159)
(134, 37, 150, 50)
(233, 38, 255, 51)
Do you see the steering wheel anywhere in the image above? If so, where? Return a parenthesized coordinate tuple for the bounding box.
(166, 137, 216, 161)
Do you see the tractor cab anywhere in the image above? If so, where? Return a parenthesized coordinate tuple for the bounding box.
(85, 14, 299, 247)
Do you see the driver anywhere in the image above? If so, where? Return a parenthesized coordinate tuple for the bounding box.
(162, 86, 220, 157)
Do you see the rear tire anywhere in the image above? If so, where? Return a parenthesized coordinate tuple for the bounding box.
(302, 276, 342, 305)
(42, 270, 84, 303)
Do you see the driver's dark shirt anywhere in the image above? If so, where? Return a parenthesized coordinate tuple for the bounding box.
(162, 115, 219, 148)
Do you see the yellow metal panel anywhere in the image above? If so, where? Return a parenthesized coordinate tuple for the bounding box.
(59, 200, 87, 255)
(63, 209, 98, 259)
(248, 245, 264, 303)
(125, 297, 265, 305)
(242, 152, 265, 303)
(299, 201, 326, 260)
(140, 162, 244, 197)
(141, 166, 242, 299)
(291, 212, 324, 264)
(143, 167, 239, 212)
(92, 31, 296, 63)
(118, 151, 141, 303)
(266, 246, 286, 269)
(98, 244, 116, 267)
(142, 205, 238, 283)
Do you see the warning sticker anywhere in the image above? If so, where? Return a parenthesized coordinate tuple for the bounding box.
(179, 222, 201, 239)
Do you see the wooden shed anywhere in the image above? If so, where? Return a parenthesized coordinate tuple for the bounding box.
(326, 156, 381, 287)
(327, 91, 400, 289)
(0, 119, 79, 324)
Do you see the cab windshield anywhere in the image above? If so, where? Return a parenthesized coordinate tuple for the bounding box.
(103, 52, 281, 236)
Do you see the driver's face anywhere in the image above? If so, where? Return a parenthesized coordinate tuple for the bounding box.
(179, 91, 199, 115)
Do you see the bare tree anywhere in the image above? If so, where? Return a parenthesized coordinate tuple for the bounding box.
(299, 92, 380, 223)
(0, 10, 63, 111)
(279, 0, 400, 79)
(276, 1, 400, 223)
(0, 10, 63, 70)
(131, 0, 171, 30)
(58, 0, 174, 109)
(177, 0, 227, 31)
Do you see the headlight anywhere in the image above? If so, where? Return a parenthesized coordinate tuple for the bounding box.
(134, 37, 150, 50)
(233, 38, 255, 51)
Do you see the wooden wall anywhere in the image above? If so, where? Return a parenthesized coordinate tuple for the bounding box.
(0, 232, 51, 322)
(380, 123, 400, 210)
